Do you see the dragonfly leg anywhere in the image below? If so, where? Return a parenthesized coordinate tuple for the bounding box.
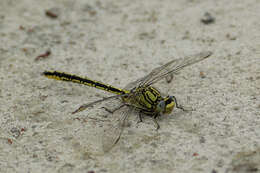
(138, 111, 143, 123)
(137, 108, 154, 124)
(151, 114, 160, 130)
(153, 117, 160, 130)
(172, 96, 193, 111)
(101, 104, 126, 114)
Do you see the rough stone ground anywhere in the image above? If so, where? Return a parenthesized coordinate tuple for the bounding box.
(0, 0, 259, 172)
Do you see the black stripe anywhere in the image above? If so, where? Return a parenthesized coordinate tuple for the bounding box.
(43, 71, 125, 95)
(142, 90, 156, 106)
(165, 97, 173, 104)
(150, 89, 160, 103)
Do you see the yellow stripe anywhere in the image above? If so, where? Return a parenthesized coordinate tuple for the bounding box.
(43, 71, 130, 95)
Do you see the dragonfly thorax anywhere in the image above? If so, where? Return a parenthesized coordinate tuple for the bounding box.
(128, 86, 175, 114)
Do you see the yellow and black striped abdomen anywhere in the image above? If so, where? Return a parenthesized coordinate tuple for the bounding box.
(43, 71, 129, 95)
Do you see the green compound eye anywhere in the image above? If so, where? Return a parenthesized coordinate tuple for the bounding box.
(157, 100, 166, 111)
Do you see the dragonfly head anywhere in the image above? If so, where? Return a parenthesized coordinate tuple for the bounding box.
(157, 96, 175, 114)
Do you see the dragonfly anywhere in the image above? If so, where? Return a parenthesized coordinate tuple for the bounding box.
(43, 51, 212, 152)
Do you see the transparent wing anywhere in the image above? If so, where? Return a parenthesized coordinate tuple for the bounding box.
(124, 51, 212, 89)
(124, 75, 147, 90)
(72, 94, 129, 114)
(123, 59, 177, 90)
(102, 105, 135, 152)
(140, 51, 212, 87)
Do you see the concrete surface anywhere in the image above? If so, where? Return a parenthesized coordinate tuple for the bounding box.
(0, 0, 259, 172)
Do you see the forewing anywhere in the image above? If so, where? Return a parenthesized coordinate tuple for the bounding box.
(124, 75, 147, 90)
(123, 58, 178, 90)
(140, 51, 212, 87)
(124, 51, 212, 90)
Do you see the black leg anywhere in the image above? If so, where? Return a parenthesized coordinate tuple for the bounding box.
(152, 114, 160, 130)
(138, 111, 143, 123)
(153, 117, 160, 130)
(172, 96, 191, 111)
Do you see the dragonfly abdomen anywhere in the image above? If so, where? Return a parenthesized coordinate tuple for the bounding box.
(43, 71, 128, 95)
